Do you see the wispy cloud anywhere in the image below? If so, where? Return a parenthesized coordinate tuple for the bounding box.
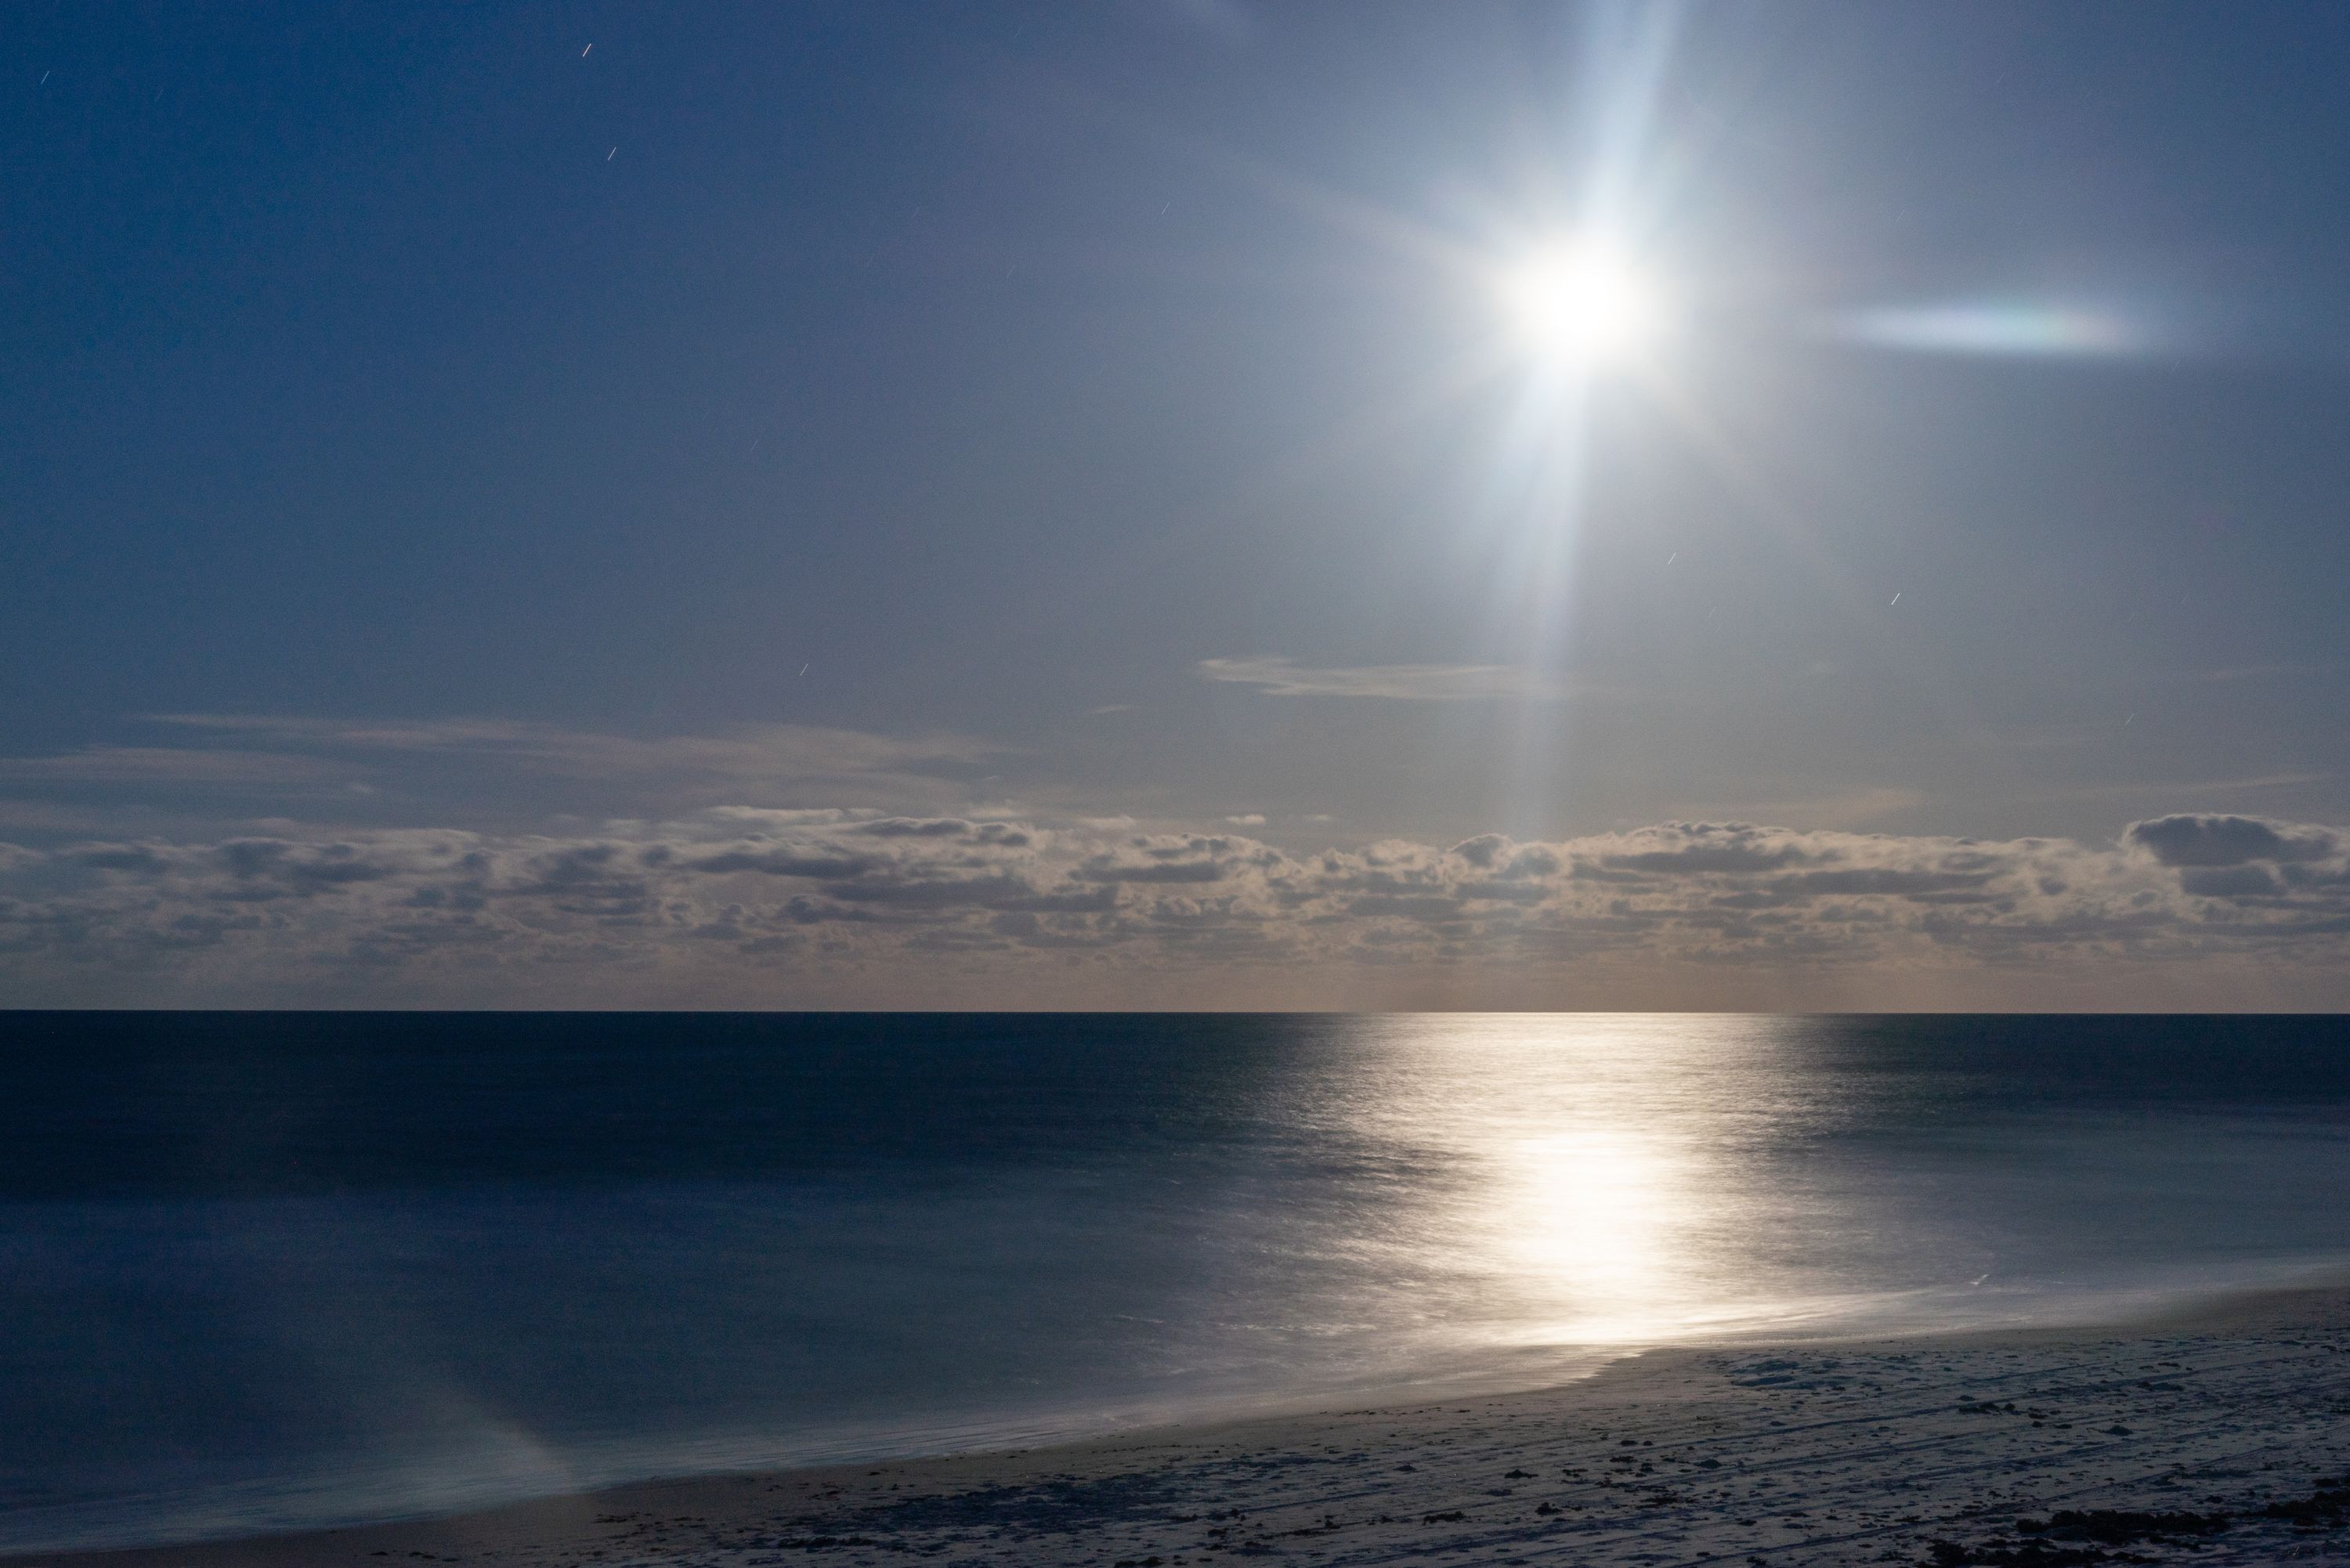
(0, 717, 1003, 814)
(1198, 657, 1571, 701)
(143, 714, 996, 779)
(1654, 787, 1929, 831)
(0, 746, 349, 786)
(2186, 663, 2333, 684)
(2055, 771, 2333, 801)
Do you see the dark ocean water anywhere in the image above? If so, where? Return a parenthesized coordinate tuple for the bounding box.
(3, 1011, 2348, 1553)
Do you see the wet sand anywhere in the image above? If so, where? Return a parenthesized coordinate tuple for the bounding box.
(24, 1288, 2350, 1568)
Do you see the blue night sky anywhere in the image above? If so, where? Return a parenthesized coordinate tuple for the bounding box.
(5, 2, 2348, 1008)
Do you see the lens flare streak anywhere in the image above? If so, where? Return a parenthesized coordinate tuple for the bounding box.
(1835, 301, 2149, 358)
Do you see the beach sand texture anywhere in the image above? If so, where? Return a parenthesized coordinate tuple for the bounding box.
(26, 1289, 2350, 1568)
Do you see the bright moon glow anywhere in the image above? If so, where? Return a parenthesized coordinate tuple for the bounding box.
(1496, 240, 1664, 367)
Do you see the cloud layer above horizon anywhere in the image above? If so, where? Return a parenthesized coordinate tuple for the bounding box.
(5, 808, 2345, 1010)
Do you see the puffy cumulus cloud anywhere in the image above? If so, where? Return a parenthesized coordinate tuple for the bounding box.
(2124, 813, 2347, 869)
(2122, 814, 2350, 901)
(2, 811, 2348, 1006)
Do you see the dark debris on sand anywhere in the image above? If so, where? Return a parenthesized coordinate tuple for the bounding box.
(2015, 1508, 2233, 1543)
(1927, 1543, 2131, 1567)
(1926, 1494, 2347, 1566)
(2264, 1474, 2350, 1527)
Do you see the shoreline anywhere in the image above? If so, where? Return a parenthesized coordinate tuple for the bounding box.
(18, 1282, 2350, 1568)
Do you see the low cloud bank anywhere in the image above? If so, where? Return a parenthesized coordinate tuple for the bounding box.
(2, 812, 2345, 1006)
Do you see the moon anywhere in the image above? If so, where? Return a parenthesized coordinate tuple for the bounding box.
(1495, 239, 1665, 368)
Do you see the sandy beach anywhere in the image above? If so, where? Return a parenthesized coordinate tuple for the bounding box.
(24, 1286, 2350, 1568)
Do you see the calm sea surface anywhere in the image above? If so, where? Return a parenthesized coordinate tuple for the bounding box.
(3, 1012, 2348, 1552)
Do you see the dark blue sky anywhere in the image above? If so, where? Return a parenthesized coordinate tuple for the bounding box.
(4, 2, 2348, 1006)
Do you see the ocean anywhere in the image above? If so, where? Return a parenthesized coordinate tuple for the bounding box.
(2, 1011, 2347, 1554)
